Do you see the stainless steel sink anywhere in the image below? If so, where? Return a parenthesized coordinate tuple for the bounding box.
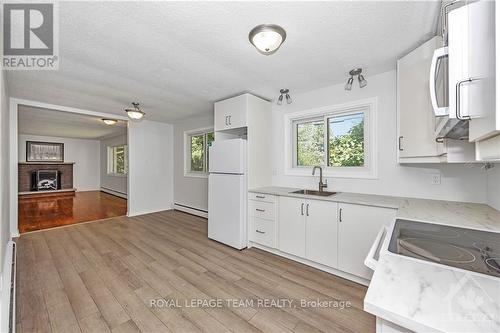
(291, 189, 337, 197)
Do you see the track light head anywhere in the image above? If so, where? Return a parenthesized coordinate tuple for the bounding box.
(358, 74, 367, 88)
(345, 77, 353, 91)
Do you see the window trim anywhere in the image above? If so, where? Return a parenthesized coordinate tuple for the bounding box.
(284, 98, 378, 179)
(184, 127, 214, 178)
(107, 144, 128, 177)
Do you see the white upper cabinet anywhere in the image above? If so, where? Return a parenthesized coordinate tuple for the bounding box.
(398, 37, 445, 160)
(449, 1, 497, 141)
(278, 196, 306, 258)
(337, 203, 396, 280)
(214, 94, 249, 131)
(305, 200, 338, 268)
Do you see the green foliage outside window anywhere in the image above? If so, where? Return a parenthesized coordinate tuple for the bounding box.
(296, 112, 365, 168)
(190, 131, 214, 173)
(191, 135, 205, 172)
(297, 120, 324, 166)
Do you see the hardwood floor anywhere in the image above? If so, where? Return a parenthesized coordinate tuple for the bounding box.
(18, 191, 127, 233)
(15, 210, 374, 333)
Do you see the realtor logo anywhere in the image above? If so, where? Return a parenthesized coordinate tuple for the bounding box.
(2, 2, 59, 70)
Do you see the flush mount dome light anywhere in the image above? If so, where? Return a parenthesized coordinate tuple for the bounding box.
(125, 102, 145, 121)
(249, 24, 286, 55)
(102, 119, 118, 125)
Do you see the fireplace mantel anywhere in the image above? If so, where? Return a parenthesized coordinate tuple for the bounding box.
(18, 162, 75, 165)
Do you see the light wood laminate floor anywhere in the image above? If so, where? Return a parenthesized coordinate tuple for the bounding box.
(16, 210, 374, 333)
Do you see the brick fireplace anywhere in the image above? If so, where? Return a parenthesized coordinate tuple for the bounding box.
(18, 162, 74, 193)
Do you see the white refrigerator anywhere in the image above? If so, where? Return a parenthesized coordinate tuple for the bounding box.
(208, 139, 247, 250)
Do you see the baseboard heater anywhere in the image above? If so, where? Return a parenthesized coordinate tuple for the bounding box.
(2, 241, 16, 333)
(100, 187, 127, 199)
(173, 203, 208, 218)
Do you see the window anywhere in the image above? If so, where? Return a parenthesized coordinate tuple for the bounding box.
(185, 128, 214, 176)
(287, 99, 376, 178)
(107, 145, 128, 175)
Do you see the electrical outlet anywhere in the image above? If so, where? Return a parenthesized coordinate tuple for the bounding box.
(431, 173, 441, 185)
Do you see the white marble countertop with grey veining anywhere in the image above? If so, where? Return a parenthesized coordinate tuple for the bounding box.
(249, 186, 500, 231)
(249, 186, 500, 332)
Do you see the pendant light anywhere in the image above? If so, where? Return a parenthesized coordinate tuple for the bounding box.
(125, 102, 145, 121)
(249, 24, 287, 55)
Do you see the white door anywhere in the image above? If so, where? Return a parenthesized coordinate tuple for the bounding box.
(337, 203, 396, 279)
(278, 196, 305, 257)
(209, 139, 246, 174)
(466, 1, 497, 141)
(214, 94, 248, 131)
(398, 36, 443, 158)
(208, 174, 246, 249)
(305, 200, 338, 268)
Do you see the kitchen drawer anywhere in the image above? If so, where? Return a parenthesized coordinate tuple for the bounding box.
(248, 200, 275, 220)
(249, 192, 276, 203)
(250, 217, 275, 248)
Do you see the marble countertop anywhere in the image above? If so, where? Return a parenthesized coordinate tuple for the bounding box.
(249, 186, 500, 231)
(249, 186, 500, 332)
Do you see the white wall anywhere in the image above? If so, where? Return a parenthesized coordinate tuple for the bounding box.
(100, 134, 128, 197)
(487, 164, 500, 210)
(18, 134, 100, 191)
(0, 71, 10, 273)
(128, 120, 174, 216)
(272, 70, 488, 203)
(173, 115, 213, 213)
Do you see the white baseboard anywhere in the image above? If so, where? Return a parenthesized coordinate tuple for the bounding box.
(100, 187, 127, 199)
(173, 204, 208, 218)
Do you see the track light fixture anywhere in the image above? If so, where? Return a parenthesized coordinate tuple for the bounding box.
(345, 68, 367, 90)
(125, 102, 145, 121)
(277, 89, 292, 105)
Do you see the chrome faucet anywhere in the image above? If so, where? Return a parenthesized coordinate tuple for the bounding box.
(312, 166, 328, 192)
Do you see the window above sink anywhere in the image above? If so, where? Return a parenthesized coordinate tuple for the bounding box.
(284, 98, 378, 179)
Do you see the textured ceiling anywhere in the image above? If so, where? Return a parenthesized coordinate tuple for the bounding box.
(7, 1, 440, 123)
(18, 105, 127, 140)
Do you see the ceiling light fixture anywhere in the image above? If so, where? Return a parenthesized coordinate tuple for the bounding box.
(249, 24, 287, 55)
(125, 102, 145, 121)
(345, 68, 367, 90)
(102, 119, 118, 125)
(277, 88, 292, 105)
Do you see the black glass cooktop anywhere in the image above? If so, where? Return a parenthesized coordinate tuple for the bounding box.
(388, 219, 500, 278)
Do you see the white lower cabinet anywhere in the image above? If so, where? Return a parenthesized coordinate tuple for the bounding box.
(376, 318, 414, 333)
(275, 195, 396, 281)
(338, 203, 396, 279)
(278, 196, 306, 257)
(248, 193, 277, 248)
(305, 200, 338, 268)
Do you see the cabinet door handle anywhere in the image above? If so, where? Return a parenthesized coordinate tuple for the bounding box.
(456, 77, 480, 120)
(255, 208, 265, 212)
(255, 229, 265, 234)
(339, 208, 343, 222)
(225, 116, 229, 126)
(398, 136, 404, 151)
(228, 115, 232, 125)
(300, 203, 304, 216)
(306, 204, 309, 216)
(255, 195, 265, 199)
